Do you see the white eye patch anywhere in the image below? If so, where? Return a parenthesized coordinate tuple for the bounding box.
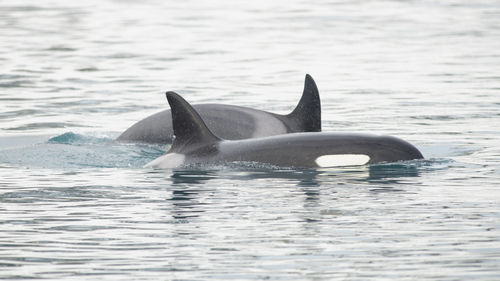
(315, 154, 370, 167)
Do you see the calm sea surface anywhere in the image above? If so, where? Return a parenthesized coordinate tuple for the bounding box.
(1, 0, 500, 280)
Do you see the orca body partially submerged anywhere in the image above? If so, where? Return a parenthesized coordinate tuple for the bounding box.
(145, 92, 424, 169)
(117, 75, 321, 144)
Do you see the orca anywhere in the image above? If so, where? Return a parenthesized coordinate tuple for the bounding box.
(117, 74, 321, 144)
(145, 92, 424, 169)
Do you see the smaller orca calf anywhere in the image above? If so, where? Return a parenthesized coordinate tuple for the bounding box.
(145, 92, 424, 169)
(117, 74, 321, 144)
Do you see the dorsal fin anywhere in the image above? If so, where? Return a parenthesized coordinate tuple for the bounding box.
(166, 91, 221, 152)
(287, 74, 321, 132)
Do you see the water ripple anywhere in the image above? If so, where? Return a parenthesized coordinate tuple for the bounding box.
(1, 0, 500, 280)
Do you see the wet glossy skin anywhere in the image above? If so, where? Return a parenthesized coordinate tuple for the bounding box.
(117, 74, 321, 144)
(146, 92, 423, 169)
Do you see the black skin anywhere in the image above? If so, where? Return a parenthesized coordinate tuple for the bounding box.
(117, 74, 320, 144)
(147, 92, 423, 169)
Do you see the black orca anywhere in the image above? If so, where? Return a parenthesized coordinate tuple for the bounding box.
(145, 92, 424, 169)
(117, 74, 321, 144)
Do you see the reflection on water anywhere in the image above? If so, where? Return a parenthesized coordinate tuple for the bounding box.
(169, 188, 206, 220)
(168, 170, 217, 219)
(1, 0, 500, 280)
(170, 169, 218, 185)
(166, 161, 424, 187)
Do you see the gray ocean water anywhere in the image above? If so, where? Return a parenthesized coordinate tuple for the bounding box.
(1, 0, 500, 280)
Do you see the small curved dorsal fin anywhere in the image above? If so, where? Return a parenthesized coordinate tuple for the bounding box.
(287, 74, 321, 132)
(166, 91, 221, 152)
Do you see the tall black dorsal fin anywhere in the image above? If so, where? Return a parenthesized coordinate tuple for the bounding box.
(287, 74, 321, 132)
(166, 91, 221, 152)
